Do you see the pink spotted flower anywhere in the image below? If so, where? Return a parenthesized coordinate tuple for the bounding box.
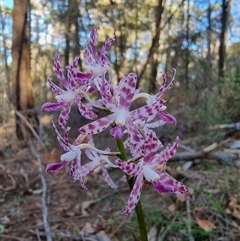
(46, 120, 118, 189)
(84, 26, 115, 91)
(78, 73, 166, 140)
(116, 130, 188, 215)
(133, 70, 177, 128)
(41, 54, 97, 129)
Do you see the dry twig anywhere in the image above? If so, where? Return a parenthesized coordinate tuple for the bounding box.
(15, 109, 45, 149)
(29, 141, 52, 241)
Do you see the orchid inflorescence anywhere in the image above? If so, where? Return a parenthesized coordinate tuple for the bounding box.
(42, 26, 188, 216)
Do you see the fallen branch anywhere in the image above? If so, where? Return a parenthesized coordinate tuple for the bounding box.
(170, 150, 238, 165)
(29, 141, 52, 241)
(210, 122, 240, 130)
(0, 234, 28, 241)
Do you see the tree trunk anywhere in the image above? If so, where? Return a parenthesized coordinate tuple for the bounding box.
(206, 0, 212, 85)
(12, 0, 39, 140)
(65, 0, 81, 72)
(218, 0, 231, 79)
(138, 0, 163, 93)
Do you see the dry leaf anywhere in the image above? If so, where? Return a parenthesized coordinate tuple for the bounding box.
(83, 222, 95, 233)
(81, 200, 95, 216)
(168, 195, 186, 212)
(225, 196, 240, 220)
(147, 225, 158, 241)
(195, 218, 216, 231)
(194, 207, 216, 231)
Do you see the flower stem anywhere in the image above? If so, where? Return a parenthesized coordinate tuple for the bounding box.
(116, 139, 148, 241)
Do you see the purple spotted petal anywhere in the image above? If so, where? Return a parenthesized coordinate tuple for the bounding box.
(67, 56, 80, 89)
(156, 73, 167, 97)
(152, 137, 179, 166)
(78, 114, 115, 135)
(84, 45, 97, 67)
(76, 100, 98, 120)
(155, 70, 176, 100)
(100, 77, 116, 110)
(116, 160, 142, 177)
(99, 37, 115, 66)
(48, 77, 64, 95)
(76, 71, 92, 85)
(122, 174, 144, 215)
(153, 172, 188, 195)
(143, 130, 159, 164)
(101, 163, 117, 189)
(51, 119, 70, 151)
(119, 73, 137, 109)
(88, 26, 99, 62)
(58, 104, 72, 129)
(125, 120, 145, 157)
(145, 119, 166, 129)
(70, 155, 87, 190)
(46, 161, 68, 172)
(158, 112, 176, 125)
(130, 104, 156, 121)
(53, 54, 69, 89)
(81, 160, 99, 177)
(41, 102, 64, 112)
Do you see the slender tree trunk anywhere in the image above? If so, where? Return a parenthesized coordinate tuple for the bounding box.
(185, 0, 190, 90)
(148, 0, 163, 93)
(218, 0, 231, 79)
(12, 0, 39, 140)
(206, 0, 212, 86)
(65, 0, 81, 72)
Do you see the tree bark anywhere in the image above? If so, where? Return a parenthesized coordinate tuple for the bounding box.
(218, 0, 231, 79)
(138, 0, 163, 92)
(65, 0, 81, 72)
(12, 0, 39, 140)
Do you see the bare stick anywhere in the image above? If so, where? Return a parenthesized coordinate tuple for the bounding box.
(15, 109, 45, 148)
(0, 234, 28, 241)
(29, 141, 52, 241)
(186, 196, 194, 241)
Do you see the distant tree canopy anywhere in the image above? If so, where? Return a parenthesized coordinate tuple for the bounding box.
(1, 0, 239, 133)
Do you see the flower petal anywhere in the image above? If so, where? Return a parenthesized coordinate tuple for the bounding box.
(51, 119, 70, 151)
(100, 76, 116, 110)
(48, 77, 64, 95)
(67, 56, 80, 89)
(58, 104, 72, 129)
(158, 112, 176, 125)
(119, 73, 137, 110)
(81, 160, 99, 177)
(153, 172, 188, 195)
(88, 26, 99, 63)
(125, 120, 145, 157)
(70, 155, 87, 190)
(78, 114, 115, 135)
(116, 160, 141, 177)
(143, 130, 160, 163)
(101, 162, 117, 189)
(153, 137, 179, 166)
(99, 37, 115, 66)
(122, 174, 144, 215)
(76, 100, 98, 120)
(41, 102, 63, 112)
(46, 161, 68, 172)
(53, 54, 69, 89)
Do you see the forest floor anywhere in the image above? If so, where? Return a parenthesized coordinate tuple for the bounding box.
(1, 110, 240, 241)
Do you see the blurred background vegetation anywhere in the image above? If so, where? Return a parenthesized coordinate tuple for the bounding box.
(0, 0, 239, 138)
